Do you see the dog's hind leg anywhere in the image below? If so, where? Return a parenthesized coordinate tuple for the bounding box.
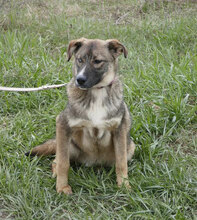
(127, 139, 135, 161)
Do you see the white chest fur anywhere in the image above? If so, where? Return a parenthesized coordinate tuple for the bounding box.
(87, 88, 108, 125)
(68, 88, 121, 136)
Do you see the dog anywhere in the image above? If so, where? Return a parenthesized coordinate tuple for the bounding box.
(26, 38, 135, 195)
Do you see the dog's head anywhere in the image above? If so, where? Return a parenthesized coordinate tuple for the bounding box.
(67, 38, 127, 89)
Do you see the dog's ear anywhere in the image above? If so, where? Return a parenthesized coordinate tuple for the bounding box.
(106, 39, 128, 59)
(67, 38, 86, 61)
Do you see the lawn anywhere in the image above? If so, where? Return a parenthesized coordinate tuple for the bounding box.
(0, 0, 197, 219)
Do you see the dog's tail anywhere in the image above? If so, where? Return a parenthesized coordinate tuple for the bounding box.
(25, 139, 56, 156)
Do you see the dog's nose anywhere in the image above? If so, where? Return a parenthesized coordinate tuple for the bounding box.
(76, 75, 87, 85)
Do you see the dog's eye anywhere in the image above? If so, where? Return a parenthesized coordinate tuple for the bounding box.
(77, 58, 83, 63)
(94, 60, 102, 64)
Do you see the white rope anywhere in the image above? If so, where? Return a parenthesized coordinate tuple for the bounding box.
(0, 83, 67, 92)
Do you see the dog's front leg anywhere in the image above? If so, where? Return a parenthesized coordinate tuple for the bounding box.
(113, 128, 130, 189)
(55, 114, 72, 195)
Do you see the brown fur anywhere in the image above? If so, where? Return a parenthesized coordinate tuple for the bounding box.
(26, 38, 135, 195)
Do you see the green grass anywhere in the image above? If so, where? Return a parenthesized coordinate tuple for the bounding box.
(0, 0, 197, 219)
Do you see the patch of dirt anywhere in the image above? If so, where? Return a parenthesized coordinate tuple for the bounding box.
(80, 0, 197, 25)
(0, 0, 82, 30)
(173, 127, 197, 155)
(0, 0, 197, 29)
(0, 201, 14, 219)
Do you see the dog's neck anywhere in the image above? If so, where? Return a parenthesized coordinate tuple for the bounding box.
(96, 77, 117, 89)
(67, 77, 123, 116)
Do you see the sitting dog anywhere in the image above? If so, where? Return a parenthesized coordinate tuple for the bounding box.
(26, 38, 135, 195)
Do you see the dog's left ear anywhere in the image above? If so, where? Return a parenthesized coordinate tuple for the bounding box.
(106, 39, 128, 59)
(67, 38, 86, 61)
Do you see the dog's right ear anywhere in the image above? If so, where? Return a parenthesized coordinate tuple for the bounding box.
(67, 38, 86, 61)
(106, 39, 128, 59)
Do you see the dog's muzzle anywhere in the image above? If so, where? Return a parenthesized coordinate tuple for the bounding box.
(76, 75, 87, 87)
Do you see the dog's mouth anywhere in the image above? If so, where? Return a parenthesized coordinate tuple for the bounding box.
(75, 77, 116, 90)
(75, 81, 88, 90)
(75, 77, 102, 90)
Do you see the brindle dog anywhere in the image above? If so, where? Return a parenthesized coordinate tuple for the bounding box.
(26, 38, 135, 195)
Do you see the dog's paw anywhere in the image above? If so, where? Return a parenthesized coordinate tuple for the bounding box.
(124, 181, 131, 190)
(52, 159, 57, 178)
(57, 185, 73, 195)
(117, 179, 131, 190)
